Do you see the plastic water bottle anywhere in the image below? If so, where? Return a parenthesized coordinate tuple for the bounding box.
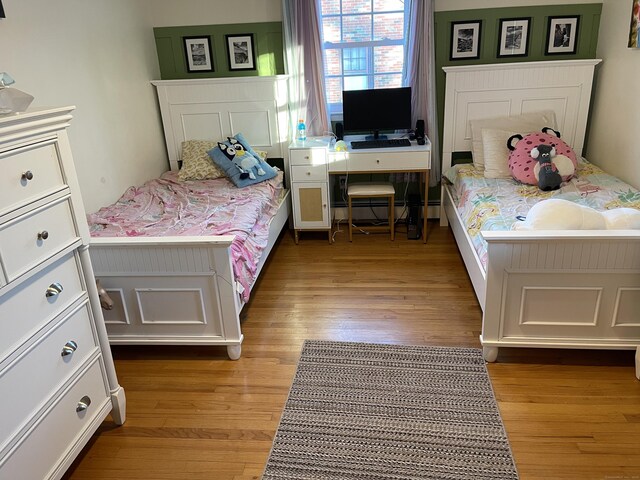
(296, 119, 306, 142)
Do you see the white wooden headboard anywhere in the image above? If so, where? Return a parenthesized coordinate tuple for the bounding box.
(152, 76, 290, 172)
(441, 59, 601, 173)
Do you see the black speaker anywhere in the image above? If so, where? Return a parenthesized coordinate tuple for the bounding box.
(415, 119, 425, 145)
(335, 122, 344, 141)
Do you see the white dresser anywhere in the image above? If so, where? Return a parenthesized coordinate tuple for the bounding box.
(0, 107, 126, 479)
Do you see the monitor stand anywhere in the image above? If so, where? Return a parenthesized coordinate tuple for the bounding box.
(365, 130, 387, 141)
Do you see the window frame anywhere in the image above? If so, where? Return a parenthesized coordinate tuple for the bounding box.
(320, 1, 410, 117)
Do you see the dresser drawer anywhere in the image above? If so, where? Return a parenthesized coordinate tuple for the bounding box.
(291, 164, 327, 182)
(290, 148, 326, 166)
(0, 140, 66, 216)
(0, 252, 85, 363)
(0, 357, 109, 480)
(0, 197, 80, 283)
(0, 301, 99, 453)
(328, 151, 429, 172)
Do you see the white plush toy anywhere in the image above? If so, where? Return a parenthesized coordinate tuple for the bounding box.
(513, 199, 640, 231)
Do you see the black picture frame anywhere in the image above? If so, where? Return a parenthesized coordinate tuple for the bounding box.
(183, 36, 214, 73)
(545, 16, 580, 55)
(497, 17, 531, 58)
(226, 34, 257, 71)
(0, 1, 5, 18)
(450, 20, 482, 60)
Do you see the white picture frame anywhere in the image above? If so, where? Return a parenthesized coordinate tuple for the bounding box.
(497, 18, 530, 58)
(183, 36, 214, 73)
(546, 16, 579, 55)
(450, 21, 482, 60)
(226, 34, 256, 71)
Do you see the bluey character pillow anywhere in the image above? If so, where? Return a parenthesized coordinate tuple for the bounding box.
(228, 133, 264, 162)
(208, 136, 276, 187)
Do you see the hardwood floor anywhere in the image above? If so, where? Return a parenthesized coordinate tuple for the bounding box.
(65, 222, 640, 480)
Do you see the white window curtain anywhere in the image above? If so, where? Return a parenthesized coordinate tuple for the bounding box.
(404, 0, 440, 187)
(282, 0, 330, 137)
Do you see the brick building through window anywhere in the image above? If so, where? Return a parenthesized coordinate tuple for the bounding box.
(319, 0, 409, 115)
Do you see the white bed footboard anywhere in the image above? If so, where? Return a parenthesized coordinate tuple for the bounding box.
(481, 230, 640, 378)
(89, 236, 243, 359)
(89, 190, 290, 360)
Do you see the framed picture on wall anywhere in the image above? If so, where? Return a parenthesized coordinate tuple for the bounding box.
(497, 17, 530, 57)
(629, 0, 639, 48)
(0, 0, 5, 18)
(226, 34, 256, 70)
(450, 21, 482, 60)
(546, 16, 580, 55)
(183, 36, 214, 72)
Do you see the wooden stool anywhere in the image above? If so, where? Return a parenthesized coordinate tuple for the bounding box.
(347, 182, 395, 242)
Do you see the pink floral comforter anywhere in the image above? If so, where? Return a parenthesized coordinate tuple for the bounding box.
(88, 171, 284, 301)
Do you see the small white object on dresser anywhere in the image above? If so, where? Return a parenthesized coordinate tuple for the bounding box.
(0, 107, 126, 479)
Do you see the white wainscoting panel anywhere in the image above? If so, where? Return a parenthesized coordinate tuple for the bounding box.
(179, 109, 224, 144)
(136, 288, 207, 325)
(612, 288, 640, 327)
(518, 286, 602, 327)
(102, 288, 129, 325)
(90, 245, 215, 275)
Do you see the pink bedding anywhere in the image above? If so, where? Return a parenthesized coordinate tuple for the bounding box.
(88, 170, 285, 301)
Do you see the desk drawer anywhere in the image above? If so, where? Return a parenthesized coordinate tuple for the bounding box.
(329, 151, 429, 172)
(291, 164, 327, 182)
(290, 148, 326, 166)
(0, 140, 66, 216)
(0, 197, 80, 283)
(0, 302, 99, 453)
(0, 252, 85, 363)
(0, 357, 109, 480)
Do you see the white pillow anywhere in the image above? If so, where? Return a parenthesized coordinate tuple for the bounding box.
(481, 128, 518, 179)
(470, 110, 557, 171)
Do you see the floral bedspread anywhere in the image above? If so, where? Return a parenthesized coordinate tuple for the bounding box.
(88, 170, 285, 301)
(444, 159, 640, 269)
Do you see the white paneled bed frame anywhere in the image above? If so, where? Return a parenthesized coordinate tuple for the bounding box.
(90, 76, 291, 359)
(439, 60, 640, 378)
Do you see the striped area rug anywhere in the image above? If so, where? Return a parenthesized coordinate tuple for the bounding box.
(263, 340, 518, 480)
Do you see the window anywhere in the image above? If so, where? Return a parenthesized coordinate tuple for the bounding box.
(319, 0, 409, 115)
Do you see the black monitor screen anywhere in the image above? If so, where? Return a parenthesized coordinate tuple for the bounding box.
(342, 87, 411, 135)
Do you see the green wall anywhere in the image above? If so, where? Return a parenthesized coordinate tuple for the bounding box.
(154, 22, 285, 79)
(435, 4, 602, 160)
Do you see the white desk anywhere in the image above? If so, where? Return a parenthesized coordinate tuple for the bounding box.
(288, 136, 431, 243)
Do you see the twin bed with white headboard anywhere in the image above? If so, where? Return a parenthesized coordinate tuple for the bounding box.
(89, 76, 291, 360)
(440, 60, 640, 378)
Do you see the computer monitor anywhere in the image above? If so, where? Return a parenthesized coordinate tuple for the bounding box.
(342, 87, 411, 140)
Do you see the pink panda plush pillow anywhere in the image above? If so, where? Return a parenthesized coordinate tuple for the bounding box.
(507, 128, 577, 185)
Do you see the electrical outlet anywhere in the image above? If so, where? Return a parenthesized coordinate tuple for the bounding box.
(338, 175, 347, 195)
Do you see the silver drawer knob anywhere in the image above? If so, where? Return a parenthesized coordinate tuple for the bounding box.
(61, 340, 78, 357)
(46, 282, 64, 298)
(76, 395, 91, 413)
(22, 170, 34, 181)
(37, 230, 49, 241)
